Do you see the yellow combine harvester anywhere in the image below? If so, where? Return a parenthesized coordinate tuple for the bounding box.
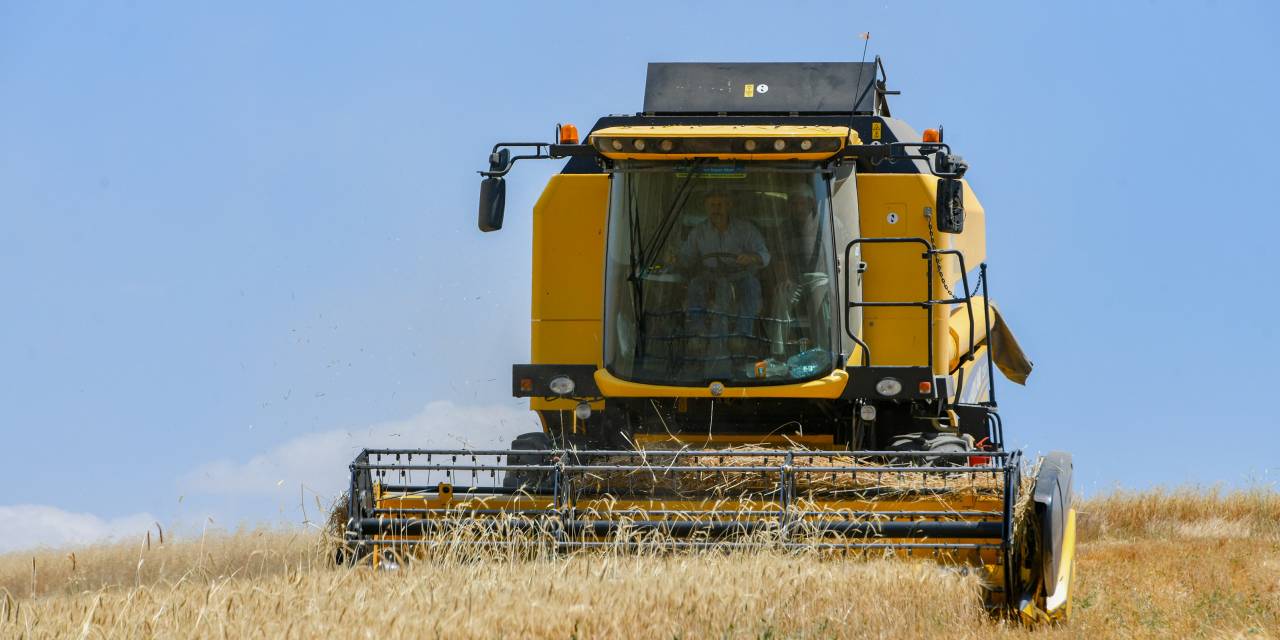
(343, 60, 1076, 622)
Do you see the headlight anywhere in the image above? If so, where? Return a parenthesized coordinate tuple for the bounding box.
(548, 376, 575, 396)
(875, 377, 903, 397)
(574, 402, 592, 420)
(859, 405, 877, 421)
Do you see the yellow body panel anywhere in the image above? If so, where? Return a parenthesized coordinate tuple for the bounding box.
(530, 174, 608, 411)
(589, 125, 858, 161)
(530, 174, 608, 321)
(854, 174, 985, 374)
(531, 320, 601, 363)
(595, 368, 849, 399)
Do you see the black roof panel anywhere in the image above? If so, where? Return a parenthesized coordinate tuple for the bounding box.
(643, 62, 877, 115)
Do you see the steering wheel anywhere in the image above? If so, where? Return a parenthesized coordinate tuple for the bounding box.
(695, 251, 758, 277)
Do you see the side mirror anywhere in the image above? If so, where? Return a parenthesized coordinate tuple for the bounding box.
(935, 178, 965, 234)
(478, 176, 506, 232)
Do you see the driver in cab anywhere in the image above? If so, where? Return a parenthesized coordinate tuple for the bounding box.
(678, 192, 770, 338)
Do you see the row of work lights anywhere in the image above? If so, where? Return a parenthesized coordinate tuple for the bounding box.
(590, 136, 842, 155)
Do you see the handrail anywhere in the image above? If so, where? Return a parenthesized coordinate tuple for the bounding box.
(980, 263, 998, 407)
(934, 248, 976, 375)
(843, 237, 934, 369)
(843, 237, 987, 389)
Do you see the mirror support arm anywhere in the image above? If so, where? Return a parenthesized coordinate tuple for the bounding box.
(479, 143, 600, 178)
(476, 142, 601, 232)
(838, 142, 966, 179)
(837, 142, 968, 235)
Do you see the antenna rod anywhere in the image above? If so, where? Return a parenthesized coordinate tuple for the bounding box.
(847, 32, 871, 132)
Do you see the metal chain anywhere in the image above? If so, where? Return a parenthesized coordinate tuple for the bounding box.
(924, 209, 957, 299)
(924, 208, 983, 300)
(968, 269, 984, 299)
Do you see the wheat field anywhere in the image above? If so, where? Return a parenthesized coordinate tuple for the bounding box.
(2, 490, 1277, 639)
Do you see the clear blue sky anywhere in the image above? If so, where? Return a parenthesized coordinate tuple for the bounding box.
(2, 1, 1277, 550)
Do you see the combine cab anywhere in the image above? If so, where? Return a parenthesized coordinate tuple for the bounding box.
(343, 60, 1076, 622)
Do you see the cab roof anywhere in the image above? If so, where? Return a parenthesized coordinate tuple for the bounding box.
(644, 62, 880, 115)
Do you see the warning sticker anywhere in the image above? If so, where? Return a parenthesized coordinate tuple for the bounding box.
(676, 162, 745, 179)
(743, 83, 754, 98)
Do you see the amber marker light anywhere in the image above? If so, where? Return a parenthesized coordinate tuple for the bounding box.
(558, 123, 579, 145)
(922, 128, 941, 143)
(919, 380, 933, 394)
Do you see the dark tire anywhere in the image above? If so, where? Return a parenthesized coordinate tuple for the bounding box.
(888, 433, 969, 466)
(503, 432, 553, 489)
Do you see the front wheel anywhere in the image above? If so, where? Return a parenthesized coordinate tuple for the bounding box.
(887, 432, 970, 466)
(502, 432, 553, 490)
(1012, 452, 1077, 623)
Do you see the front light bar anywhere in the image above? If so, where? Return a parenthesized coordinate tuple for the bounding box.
(588, 125, 855, 161)
(590, 134, 845, 160)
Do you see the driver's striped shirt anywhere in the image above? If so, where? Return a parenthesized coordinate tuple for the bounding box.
(678, 218, 771, 269)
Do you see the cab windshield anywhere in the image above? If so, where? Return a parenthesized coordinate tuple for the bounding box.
(603, 161, 838, 386)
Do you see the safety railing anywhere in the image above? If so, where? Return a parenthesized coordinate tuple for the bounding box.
(843, 237, 997, 408)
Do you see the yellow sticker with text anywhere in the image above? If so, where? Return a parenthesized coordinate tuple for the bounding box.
(743, 83, 754, 98)
(871, 121, 882, 140)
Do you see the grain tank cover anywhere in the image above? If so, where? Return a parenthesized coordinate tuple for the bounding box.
(643, 62, 878, 115)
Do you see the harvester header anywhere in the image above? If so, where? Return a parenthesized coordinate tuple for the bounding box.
(343, 59, 1076, 624)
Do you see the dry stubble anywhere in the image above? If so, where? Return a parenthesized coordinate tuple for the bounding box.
(1, 490, 1277, 639)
